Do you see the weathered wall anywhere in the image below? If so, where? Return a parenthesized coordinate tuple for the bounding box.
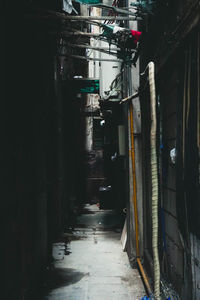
(140, 0, 200, 297)
(159, 64, 185, 294)
(122, 0, 144, 264)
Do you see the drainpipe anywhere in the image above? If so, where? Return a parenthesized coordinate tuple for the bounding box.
(129, 61, 160, 299)
(148, 61, 160, 300)
(129, 102, 153, 298)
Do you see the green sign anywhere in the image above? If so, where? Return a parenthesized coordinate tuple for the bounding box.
(76, 0, 102, 4)
(70, 79, 99, 94)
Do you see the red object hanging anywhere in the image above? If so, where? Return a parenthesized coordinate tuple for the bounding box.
(130, 30, 142, 45)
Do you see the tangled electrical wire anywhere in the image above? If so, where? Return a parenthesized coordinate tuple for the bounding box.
(103, 69, 124, 101)
(105, 0, 120, 25)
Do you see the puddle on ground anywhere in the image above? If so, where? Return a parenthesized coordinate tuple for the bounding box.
(52, 243, 72, 260)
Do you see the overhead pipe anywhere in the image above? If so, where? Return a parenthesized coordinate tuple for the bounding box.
(120, 91, 139, 104)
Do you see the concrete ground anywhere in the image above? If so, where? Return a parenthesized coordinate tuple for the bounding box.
(41, 204, 145, 300)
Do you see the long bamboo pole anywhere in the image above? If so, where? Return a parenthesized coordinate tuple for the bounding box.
(67, 44, 118, 56)
(68, 43, 119, 52)
(60, 16, 140, 20)
(59, 54, 122, 62)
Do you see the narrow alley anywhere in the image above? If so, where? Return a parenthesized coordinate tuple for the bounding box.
(3, 1, 200, 300)
(40, 205, 145, 300)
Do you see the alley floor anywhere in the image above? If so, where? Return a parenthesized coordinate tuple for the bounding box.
(41, 204, 145, 300)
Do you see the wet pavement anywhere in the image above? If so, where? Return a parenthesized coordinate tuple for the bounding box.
(41, 204, 145, 300)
